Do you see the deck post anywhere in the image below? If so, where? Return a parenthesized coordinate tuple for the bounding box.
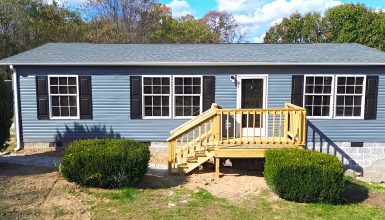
(215, 157, 220, 177)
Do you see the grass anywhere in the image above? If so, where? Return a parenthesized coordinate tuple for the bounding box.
(84, 179, 385, 220)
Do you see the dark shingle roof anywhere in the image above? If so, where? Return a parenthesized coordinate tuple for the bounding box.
(1, 43, 385, 66)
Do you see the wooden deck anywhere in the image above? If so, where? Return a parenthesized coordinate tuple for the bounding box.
(168, 103, 307, 176)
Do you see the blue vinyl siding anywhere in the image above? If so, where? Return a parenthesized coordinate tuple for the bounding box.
(16, 66, 385, 143)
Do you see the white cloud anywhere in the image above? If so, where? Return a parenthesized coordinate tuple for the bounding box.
(216, 0, 342, 42)
(167, 0, 194, 18)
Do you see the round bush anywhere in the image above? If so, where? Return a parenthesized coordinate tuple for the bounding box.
(264, 148, 345, 203)
(60, 138, 150, 188)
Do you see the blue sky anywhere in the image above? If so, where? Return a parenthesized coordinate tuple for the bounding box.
(55, 0, 385, 42)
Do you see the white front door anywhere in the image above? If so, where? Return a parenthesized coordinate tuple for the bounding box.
(237, 75, 267, 137)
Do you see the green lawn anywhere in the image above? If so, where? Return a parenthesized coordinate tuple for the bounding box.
(84, 178, 385, 220)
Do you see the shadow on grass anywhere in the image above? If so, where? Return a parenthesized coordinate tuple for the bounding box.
(137, 174, 187, 189)
(341, 179, 369, 204)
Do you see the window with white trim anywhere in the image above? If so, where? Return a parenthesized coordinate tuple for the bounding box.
(335, 76, 366, 118)
(174, 76, 202, 117)
(143, 76, 171, 118)
(304, 75, 333, 117)
(48, 76, 79, 119)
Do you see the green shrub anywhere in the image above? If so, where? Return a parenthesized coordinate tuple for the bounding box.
(60, 138, 150, 188)
(0, 77, 13, 150)
(264, 148, 345, 203)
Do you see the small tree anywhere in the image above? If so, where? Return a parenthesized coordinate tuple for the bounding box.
(0, 76, 13, 150)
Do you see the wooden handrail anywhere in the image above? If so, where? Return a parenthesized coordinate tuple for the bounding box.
(168, 103, 307, 172)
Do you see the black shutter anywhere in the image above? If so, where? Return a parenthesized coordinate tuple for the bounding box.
(291, 75, 304, 107)
(36, 76, 49, 120)
(79, 76, 93, 119)
(130, 76, 142, 119)
(364, 76, 379, 120)
(203, 76, 216, 111)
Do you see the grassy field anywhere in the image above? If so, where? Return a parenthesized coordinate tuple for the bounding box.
(84, 178, 385, 220)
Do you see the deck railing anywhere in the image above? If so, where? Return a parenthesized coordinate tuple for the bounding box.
(168, 103, 307, 170)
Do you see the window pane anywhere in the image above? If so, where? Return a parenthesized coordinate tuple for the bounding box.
(305, 106, 313, 116)
(184, 86, 192, 94)
(322, 106, 330, 116)
(306, 76, 314, 84)
(60, 96, 69, 106)
(70, 107, 77, 116)
(347, 77, 355, 85)
(68, 77, 76, 85)
(50, 86, 58, 94)
(354, 96, 361, 105)
(145, 96, 152, 105)
(175, 86, 183, 94)
(323, 86, 331, 93)
(193, 107, 200, 116)
(153, 86, 161, 94)
(305, 86, 313, 93)
(184, 96, 191, 106)
(322, 96, 330, 105)
(345, 107, 353, 116)
(144, 78, 152, 85)
(61, 107, 69, 116)
(314, 96, 322, 105)
(175, 107, 183, 116)
(184, 107, 191, 116)
(193, 86, 200, 94)
(193, 78, 201, 85)
(145, 107, 152, 116)
(52, 97, 59, 106)
(355, 86, 363, 94)
(68, 86, 77, 94)
(305, 96, 313, 105)
(52, 107, 60, 116)
(176, 97, 183, 106)
(184, 78, 192, 85)
(193, 96, 200, 106)
(153, 96, 161, 106)
(162, 107, 169, 116)
(353, 107, 361, 116)
(337, 86, 345, 94)
(345, 96, 353, 105)
(153, 107, 161, 116)
(313, 106, 321, 116)
(162, 78, 170, 85)
(356, 77, 364, 85)
(144, 86, 152, 94)
(59, 86, 68, 94)
(338, 77, 346, 85)
(59, 77, 67, 85)
(346, 86, 354, 94)
(162, 86, 170, 94)
(336, 107, 344, 116)
(69, 96, 77, 106)
(162, 97, 169, 105)
(175, 78, 183, 85)
(314, 86, 322, 93)
(324, 77, 332, 85)
(153, 78, 161, 85)
(50, 77, 58, 85)
(315, 77, 323, 84)
(336, 96, 344, 105)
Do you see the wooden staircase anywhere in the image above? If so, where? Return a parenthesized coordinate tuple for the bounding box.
(168, 103, 307, 176)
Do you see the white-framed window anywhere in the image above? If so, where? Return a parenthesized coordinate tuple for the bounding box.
(304, 75, 334, 118)
(334, 75, 366, 119)
(48, 75, 80, 119)
(142, 76, 171, 119)
(173, 76, 203, 118)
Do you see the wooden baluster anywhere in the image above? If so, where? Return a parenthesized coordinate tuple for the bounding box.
(259, 111, 262, 144)
(233, 111, 236, 144)
(246, 111, 249, 144)
(220, 111, 223, 144)
(226, 112, 229, 144)
(205, 122, 208, 145)
(198, 125, 202, 151)
(284, 110, 288, 144)
(266, 111, 269, 144)
(272, 110, 276, 144)
(253, 110, 256, 145)
(239, 110, 243, 144)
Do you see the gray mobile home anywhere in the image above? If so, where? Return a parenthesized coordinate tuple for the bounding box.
(1, 43, 384, 178)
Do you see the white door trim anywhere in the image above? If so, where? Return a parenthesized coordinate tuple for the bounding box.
(236, 74, 268, 137)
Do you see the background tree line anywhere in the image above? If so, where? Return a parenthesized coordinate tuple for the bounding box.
(264, 3, 385, 52)
(0, 0, 246, 78)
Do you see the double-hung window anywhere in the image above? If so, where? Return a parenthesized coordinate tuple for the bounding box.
(335, 76, 366, 118)
(174, 76, 202, 118)
(143, 76, 171, 118)
(303, 75, 366, 119)
(48, 75, 79, 119)
(304, 75, 334, 118)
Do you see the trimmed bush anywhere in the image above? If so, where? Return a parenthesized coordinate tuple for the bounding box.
(264, 148, 345, 203)
(0, 77, 13, 150)
(60, 138, 150, 188)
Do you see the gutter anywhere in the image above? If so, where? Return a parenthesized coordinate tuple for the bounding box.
(1, 62, 385, 66)
(10, 65, 21, 151)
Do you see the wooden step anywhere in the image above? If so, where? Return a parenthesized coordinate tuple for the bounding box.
(187, 156, 198, 163)
(194, 150, 206, 157)
(178, 163, 188, 169)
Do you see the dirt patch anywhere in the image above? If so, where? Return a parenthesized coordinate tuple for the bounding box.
(364, 192, 385, 209)
(183, 168, 267, 202)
